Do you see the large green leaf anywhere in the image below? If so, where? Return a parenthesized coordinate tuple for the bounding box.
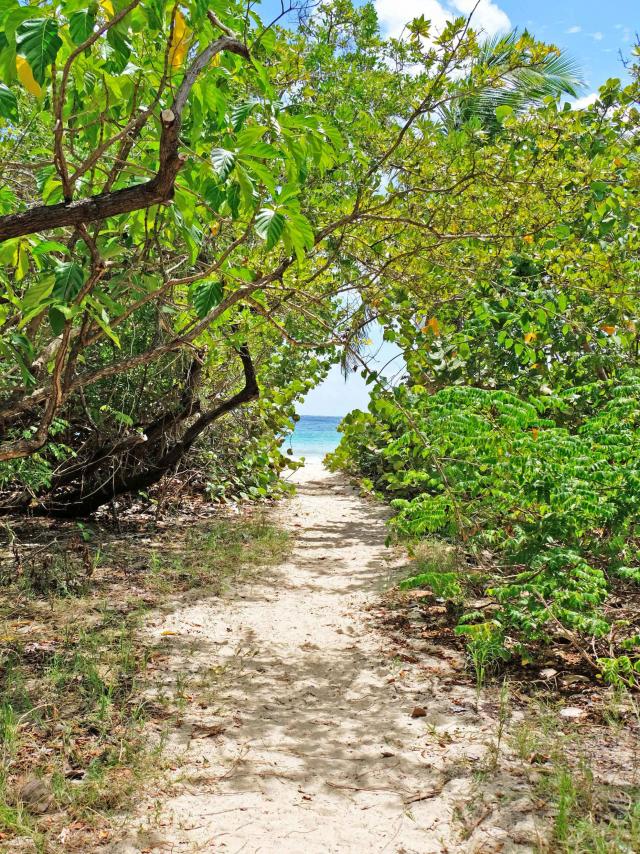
(255, 208, 285, 251)
(211, 148, 236, 181)
(53, 262, 84, 302)
(231, 100, 257, 131)
(0, 83, 18, 122)
(192, 280, 224, 319)
(15, 18, 62, 85)
(69, 9, 97, 46)
(48, 305, 66, 335)
(286, 212, 314, 250)
(22, 274, 54, 313)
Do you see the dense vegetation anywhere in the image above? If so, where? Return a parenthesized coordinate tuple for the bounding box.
(0, 0, 592, 515)
(327, 43, 640, 683)
(0, 0, 639, 848)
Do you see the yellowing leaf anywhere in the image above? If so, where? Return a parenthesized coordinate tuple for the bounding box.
(531, 427, 539, 441)
(210, 221, 220, 236)
(524, 331, 537, 343)
(16, 56, 42, 97)
(14, 241, 30, 281)
(100, 0, 114, 18)
(210, 53, 221, 68)
(600, 324, 616, 336)
(422, 317, 440, 336)
(523, 234, 534, 244)
(169, 9, 190, 69)
(161, 630, 177, 636)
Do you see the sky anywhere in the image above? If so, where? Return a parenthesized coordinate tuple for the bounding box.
(258, 0, 638, 415)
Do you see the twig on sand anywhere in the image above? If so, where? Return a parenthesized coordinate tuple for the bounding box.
(325, 780, 445, 804)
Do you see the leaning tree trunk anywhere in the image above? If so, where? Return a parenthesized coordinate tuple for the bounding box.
(0, 345, 259, 518)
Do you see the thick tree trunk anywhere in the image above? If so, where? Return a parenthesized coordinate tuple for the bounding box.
(0, 346, 258, 518)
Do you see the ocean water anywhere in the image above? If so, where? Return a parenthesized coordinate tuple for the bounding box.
(285, 415, 342, 460)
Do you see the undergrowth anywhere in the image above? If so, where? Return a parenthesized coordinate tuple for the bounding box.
(510, 696, 640, 852)
(328, 376, 640, 686)
(0, 514, 289, 851)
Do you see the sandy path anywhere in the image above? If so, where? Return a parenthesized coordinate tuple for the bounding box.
(112, 463, 539, 853)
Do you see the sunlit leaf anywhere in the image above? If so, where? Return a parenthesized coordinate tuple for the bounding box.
(15, 18, 62, 85)
(211, 148, 236, 181)
(15, 56, 42, 97)
(169, 9, 189, 68)
(255, 208, 285, 251)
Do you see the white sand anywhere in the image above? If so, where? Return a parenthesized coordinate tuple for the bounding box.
(108, 463, 540, 853)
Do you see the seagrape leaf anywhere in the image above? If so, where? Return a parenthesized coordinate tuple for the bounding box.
(15, 18, 62, 85)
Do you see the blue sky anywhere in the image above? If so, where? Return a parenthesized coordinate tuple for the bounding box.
(257, 0, 637, 415)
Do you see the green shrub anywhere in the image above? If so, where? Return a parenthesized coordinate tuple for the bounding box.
(328, 374, 640, 681)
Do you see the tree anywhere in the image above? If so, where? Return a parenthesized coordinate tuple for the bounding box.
(437, 28, 582, 133)
(0, 0, 607, 515)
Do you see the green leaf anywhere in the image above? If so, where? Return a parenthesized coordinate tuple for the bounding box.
(15, 18, 62, 85)
(192, 280, 224, 319)
(211, 148, 236, 181)
(242, 159, 276, 194)
(22, 274, 54, 312)
(0, 83, 18, 122)
(231, 100, 257, 131)
(495, 104, 513, 122)
(69, 9, 97, 46)
(31, 239, 70, 257)
(53, 262, 84, 302)
(255, 208, 285, 251)
(286, 212, 314, 250)
(48, 305, 65, 335)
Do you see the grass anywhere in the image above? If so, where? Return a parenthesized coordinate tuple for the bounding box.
(393, 540, 640, 851)
(399, 540, 464, 600)
(397, 539, 507, 688)
(508, 696, 640, 853)
(0, 512, 289, 851)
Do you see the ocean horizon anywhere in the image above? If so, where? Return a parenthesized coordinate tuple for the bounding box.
(286, 414, 342, 459)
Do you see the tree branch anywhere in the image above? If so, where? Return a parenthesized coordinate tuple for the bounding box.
(0, 35, 249, 242)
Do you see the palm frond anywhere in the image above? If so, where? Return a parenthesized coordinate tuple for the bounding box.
(439, 28, 584, 134)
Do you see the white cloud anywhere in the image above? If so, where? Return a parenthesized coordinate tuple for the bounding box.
(374, 0, 449, 38)
(450, 0, 510, 36)
(590, 31, 604, 41)
(374, 0, 510, 40)
(566, 25, 581, 34)
(571, 92, 598, 110)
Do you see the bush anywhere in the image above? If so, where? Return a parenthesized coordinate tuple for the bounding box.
(328, 374, 640, 682)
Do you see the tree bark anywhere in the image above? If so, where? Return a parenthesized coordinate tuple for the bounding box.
(0, 37, 248, 242)
(5, 344, 259, 518)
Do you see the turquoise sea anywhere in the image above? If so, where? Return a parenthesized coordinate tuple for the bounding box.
(286, 415, 342, 459)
